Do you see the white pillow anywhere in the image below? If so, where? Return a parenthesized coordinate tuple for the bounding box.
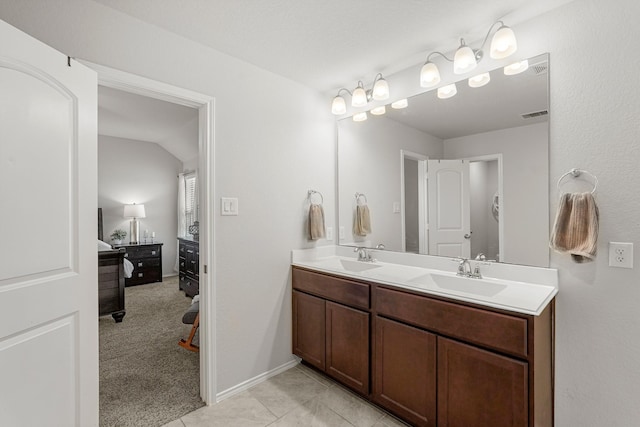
(98, 240, 113, 251)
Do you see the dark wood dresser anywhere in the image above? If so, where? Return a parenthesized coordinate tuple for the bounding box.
(178, 237, 199, 297)
(114, 243, 163, 287)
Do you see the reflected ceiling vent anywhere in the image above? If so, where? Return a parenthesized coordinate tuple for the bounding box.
(521, 110, 549, 119)
(529, 61, 548, 75)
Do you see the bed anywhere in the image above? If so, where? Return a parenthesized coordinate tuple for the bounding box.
(98, 208, 127, 322)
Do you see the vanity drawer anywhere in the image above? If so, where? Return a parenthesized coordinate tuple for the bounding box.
(293, 267, 370, 310)
(376, 287, 528, 358)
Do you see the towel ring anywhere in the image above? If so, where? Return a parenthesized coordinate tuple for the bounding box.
(557, 168, 598, 194)
(307, 189, 324, 204)
(355, 192, 368, 205)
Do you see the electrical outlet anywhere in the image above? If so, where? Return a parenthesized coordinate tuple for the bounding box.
(609, 242, 633, 268)
(326, 227, 333, 241)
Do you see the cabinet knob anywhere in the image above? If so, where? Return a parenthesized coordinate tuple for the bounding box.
(181, 262, 185, 267)
(124, 253, 128, 258)
(191, 261, 196, 264)
(138, 262, 143, 267)
(138, 273, 143, 278)
(151, 250, 157, 255)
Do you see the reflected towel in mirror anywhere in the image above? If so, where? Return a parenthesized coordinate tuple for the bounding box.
(308, 204, 326, 240)
(354, 205, 372, 236)
(550, 192, 599, 263)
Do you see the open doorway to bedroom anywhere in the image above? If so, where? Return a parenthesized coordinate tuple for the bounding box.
(91, 65, 214, 426)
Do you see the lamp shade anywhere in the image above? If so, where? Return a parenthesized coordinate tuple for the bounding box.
(420, 62, 441, 88)
(453, 45, 477, 74)
(490, 25, 517, 59)
(504, 59, 529, 75)
(468, 72, 491, 88)
(353, 112, 368, 122)
(370, 105, 386, 116)
(331, 95, 347, 115)
(124, 203, 146, 218)
(372, 77, 389, 101)
(351, 86, 367, 107)
(391, 98, 408, 109)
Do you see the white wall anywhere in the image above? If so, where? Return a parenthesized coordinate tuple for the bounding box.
(338, 116, 442, 251)
(0, 0, 334, 394)
(444, 123, 548, 267)
(5, 1, 640, 425)
(98, 135, 181, 276)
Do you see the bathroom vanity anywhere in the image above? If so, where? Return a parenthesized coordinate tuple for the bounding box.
(292, 247, 556, 427)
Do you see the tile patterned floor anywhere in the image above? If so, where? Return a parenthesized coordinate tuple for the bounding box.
(162, 363, 410, 427)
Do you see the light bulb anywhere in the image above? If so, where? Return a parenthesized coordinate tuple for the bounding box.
(372, 77, 389, 101)
(468, 72, 491, 88)
(331, 95, 346, 115)
(453, 44, 477, 74)
(353, 112, 368, 122)
(351, 85, 367, 107)
(391, 99, 408, 109)
(437, 83, 457, 99)
(490, 25, 517, 59)
(504, 59, 529, 75)
(420, 62, 441, 88)
(371, 106, 386, 115)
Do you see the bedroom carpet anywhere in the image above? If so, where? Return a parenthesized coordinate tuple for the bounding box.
(99, 276, 204, 427)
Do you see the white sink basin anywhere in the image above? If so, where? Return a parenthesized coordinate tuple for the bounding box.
(338, 259, 382, 272)
(410, 273, 507, 297)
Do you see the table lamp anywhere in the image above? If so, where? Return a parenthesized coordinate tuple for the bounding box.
(123, 203, 146, 244)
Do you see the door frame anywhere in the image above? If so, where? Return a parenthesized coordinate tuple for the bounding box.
(80, 60, 217, 403)
(400, 150, 428, 254)
(464, 153, 504, 262)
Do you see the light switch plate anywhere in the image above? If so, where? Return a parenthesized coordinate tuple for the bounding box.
(221, 197, 238, 216)
(609, 242, 633, 268)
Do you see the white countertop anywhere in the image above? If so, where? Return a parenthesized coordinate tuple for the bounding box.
(292, 246, 558, 316)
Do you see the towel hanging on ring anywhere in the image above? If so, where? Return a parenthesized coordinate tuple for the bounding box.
(550, 192, 599, 263)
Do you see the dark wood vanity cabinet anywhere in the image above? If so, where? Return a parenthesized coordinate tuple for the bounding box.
(292, 268, 370, 395)
(292, 266, 554, 427)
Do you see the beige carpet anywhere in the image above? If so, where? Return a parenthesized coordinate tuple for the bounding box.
(99, 276, 204, 427)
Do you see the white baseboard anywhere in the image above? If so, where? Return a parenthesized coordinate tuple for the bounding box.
(215, 358, 300, 403)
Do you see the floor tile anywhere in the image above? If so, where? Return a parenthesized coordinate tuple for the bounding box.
(319, 384, 385, 427)
(161, 419, 185, 427)
(248, 367, 329, 417)
(295, 363, 335, 387)
(267, 399, 353, 427)
(181, 392, 276, 427)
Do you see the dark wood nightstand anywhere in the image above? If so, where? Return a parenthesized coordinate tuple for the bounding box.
(114, 242, 163, 287)
(178, 237, 199, 297)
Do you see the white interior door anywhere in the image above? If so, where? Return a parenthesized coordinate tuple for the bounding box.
(0, 20, 98, 426)
(427, 159, 471, 258)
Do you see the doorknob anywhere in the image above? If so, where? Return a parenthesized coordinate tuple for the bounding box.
(464, 232, 472, 239)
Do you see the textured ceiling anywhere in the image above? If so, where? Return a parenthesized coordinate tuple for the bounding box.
(93, 0, 574, 92)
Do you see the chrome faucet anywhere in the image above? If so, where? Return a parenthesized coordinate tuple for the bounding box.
(354, 247, 374, 262)
(453, 257, 484, 278)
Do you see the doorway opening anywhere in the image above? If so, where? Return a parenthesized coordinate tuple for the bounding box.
(84, 60, 216, 415)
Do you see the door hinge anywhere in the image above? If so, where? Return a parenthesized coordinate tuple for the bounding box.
(204, 265, 208, 274)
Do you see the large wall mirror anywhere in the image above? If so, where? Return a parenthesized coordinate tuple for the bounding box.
(337, 53, 549, 267)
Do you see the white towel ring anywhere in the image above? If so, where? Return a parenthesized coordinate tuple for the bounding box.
(355, 192, 368, 205)
(557, 168, 598, 194)
(308, 189, 324, 204)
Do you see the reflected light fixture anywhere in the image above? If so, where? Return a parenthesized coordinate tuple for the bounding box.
(437, 83, 457, 99)
(420, 20, 518, 88)
(391, 98, 408, 109)
(370, 105, 386, 116)
(353, 112, 368, 122)
(504, 59, 529, 75)
(468, 72, 491, 88)
(331, 73, 390, 115)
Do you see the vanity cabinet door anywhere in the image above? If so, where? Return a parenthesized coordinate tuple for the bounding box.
(326, 301, 369, 395)
(292, 290, 325, 370)
(438, 337, 528, 427)
(373, 316, 436, 427)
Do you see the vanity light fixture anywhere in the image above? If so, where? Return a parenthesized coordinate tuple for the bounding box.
(437, 83, 457, 99)
(391, 98, 408, 109)
(331, 73, 390, 115)
(504, 59, 529, 75)
(420, 20, 518, 88)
